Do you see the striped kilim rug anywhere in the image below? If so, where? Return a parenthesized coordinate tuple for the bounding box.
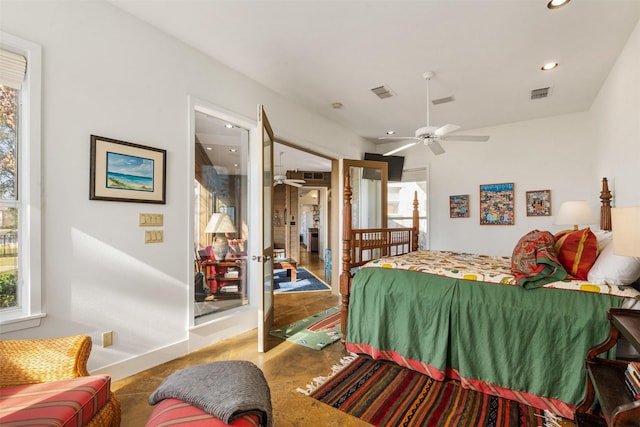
(301, 355, 551, 427)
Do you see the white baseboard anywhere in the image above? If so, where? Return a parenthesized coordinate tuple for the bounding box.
(91, 307, 259, 382)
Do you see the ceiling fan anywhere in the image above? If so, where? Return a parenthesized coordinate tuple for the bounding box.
(381, 71, 489, 156)
(274, 152, 306, 187)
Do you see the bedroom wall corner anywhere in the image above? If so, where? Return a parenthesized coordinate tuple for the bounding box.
(590, 18, 640, 207)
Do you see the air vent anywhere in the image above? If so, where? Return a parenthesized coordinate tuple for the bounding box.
(432, 96, 455, 105)
(371, 85, 394, 99)
(531, 87, 551, 100)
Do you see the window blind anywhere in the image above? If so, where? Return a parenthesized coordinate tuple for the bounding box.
(0, 48, 27, 89)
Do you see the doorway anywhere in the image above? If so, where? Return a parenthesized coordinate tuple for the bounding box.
(272, 142, 333, 290)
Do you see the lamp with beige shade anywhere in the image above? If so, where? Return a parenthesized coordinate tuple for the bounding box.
(554, 200, 597, 231)
(205, 213, 237, 261)
(611, 206, 640, 258)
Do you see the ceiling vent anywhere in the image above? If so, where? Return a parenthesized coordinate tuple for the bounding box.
(371, 85, 394, 99)
(432, 96, 455, 105)
(531, 87, 551, 100)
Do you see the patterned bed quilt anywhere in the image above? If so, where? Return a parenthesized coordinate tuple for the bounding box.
(361, 250, 640, 299)
(346, 250, 640, 420)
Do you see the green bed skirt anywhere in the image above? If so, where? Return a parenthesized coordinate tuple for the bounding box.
(346, 267, 624, 410)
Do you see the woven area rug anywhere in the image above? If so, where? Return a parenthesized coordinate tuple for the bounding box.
(274, 267, 330, 293)
(269, 306, 342, 350)
(299, 355, 553, 426)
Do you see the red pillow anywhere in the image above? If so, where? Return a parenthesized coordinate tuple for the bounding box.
(554, 228, 598, 280)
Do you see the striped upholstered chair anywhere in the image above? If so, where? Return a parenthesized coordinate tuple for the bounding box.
(0, 335, 121, 426)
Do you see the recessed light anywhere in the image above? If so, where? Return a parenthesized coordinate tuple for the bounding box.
(206, 146, 212, 151)
(225, 123, 234, 129)
(386, 130, 396, 135)
(233, 163, 239, 167)
(331, 102, 343, 109)
(547, 0, 570, 9)
(541, 62, 558, 71)
(229, 148, 237, 153)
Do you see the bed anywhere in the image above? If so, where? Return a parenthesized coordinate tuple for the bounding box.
(339, 176, 640, 420)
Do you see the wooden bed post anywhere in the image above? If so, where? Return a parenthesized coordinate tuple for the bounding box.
(412, 190, 419, 251)
(340, 172, 353, 342)
(600, 177, 612, 231)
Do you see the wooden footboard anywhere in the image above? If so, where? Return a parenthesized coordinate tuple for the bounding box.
(340, 172, 419, 340)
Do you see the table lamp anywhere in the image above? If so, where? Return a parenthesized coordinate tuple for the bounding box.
(205, 213, 237, 260)
(554, 200, 597, 231)
(611, 206, 640, 257)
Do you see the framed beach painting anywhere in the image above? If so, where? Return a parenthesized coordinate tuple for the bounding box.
(90, 135, 166, 204)
(479, 182, 514, 225)
(449, 195, 470, 218)
(526, 190, 552, 216)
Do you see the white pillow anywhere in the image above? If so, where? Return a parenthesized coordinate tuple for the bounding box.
(587, 242, 640, 285)
(593, 230, 613, 253)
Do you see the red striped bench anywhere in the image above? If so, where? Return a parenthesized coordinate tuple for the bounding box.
(146, 398, 261, 426)
(0, 374, 112, 426)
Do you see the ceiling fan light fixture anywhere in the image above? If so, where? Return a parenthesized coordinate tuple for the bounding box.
(541, 62, 558, 71)
(547, 0, 570, 9)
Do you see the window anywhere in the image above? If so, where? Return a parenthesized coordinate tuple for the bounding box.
(0, 33, 43, 332)
(387, 167, 429, 250)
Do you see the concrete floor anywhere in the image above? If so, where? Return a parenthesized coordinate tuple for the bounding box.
(112, 250, 371, 426)
(112, 250, 575, 426)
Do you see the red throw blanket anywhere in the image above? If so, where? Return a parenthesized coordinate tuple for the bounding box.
(511, 230, 567, 289)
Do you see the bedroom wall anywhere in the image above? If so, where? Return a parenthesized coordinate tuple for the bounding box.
(0, 0, 371, 374)
(394, 20, 639, 256)
(591, 19, 640, 206)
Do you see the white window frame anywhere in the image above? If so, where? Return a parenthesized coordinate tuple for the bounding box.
(0, 32, 44, 333)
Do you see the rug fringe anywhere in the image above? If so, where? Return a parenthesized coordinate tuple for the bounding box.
(542, 410, 562, 427)
(296, 352, 358, 395)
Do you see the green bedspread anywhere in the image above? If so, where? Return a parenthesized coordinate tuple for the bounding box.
(346, 267, 626, 409)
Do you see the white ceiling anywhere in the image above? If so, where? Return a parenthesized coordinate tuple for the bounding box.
(112, 0, 640, 168)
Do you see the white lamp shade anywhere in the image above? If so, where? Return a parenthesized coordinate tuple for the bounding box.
(205, 213, 237, 234)
(554, 200, 596, 229)
(611, 207, 640, 257)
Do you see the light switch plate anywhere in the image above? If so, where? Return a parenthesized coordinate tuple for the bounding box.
(144, 230, 164, 243)
(139, 213, 163, 226)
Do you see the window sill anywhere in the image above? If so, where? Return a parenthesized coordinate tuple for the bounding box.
(0, 312, 46, 334)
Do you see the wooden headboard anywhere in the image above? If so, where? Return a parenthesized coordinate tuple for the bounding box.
(600, 177, 612, 231)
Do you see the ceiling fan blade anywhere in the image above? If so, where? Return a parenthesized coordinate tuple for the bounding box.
(427, 140, 446, 155)
(440, 134, 490, 142)
(286, 179, 305, 183)
(285, 181, 303, 187)
(383, 141, 420, 156)
(434, 124, 460, 137)
(378, 136, 420, 141)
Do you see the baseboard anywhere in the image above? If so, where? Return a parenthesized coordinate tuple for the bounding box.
(91, 307, 259, 382)
(91, 340, 189, 382)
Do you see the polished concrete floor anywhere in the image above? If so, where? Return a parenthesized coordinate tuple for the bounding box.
(112, 250, 575, 426)
(112, 250, 371, 426)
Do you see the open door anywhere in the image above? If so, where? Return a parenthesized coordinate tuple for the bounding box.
(257, 105, 274, 352)
(342, 159, 388, 230)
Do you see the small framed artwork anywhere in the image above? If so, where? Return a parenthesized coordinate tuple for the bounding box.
(449, 195, 470, 218)
(90, 135, 166, 204)
(526, 190, 552, 216)
(479, 182, 514, 225)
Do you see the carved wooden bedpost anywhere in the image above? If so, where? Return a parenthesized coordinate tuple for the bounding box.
(340, 172, 353, 342)
(600, 177, 612, 231)
(412, 190, 419, 251)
